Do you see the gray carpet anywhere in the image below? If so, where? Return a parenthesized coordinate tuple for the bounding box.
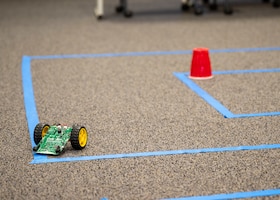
(0, 0, 280, 199)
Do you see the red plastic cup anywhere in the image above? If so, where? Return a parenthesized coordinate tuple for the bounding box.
(189, 48, 213, 80)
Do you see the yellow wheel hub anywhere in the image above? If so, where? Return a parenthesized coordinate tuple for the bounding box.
(42, 125, 50, 137)
(78, 128, 88, 147)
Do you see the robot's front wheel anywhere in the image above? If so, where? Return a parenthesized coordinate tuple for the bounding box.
(70, 125, 88, 150)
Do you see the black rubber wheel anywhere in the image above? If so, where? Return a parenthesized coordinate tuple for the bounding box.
(224, 7, 233, 15)
(124, 10, 133, 18)
(223, 1, 233, 15)
(181, 3, 190, 12)
(34, 123, 50, 145)
(209, 3, 218, 11)
(194, 5, 203, 15)
(273, 0, 280, 7)
(70, 125, 88, 150)
(97, 15, 103, 20)
(116, 5, 124, 13)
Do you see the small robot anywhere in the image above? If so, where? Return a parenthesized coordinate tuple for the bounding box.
(32, 123, 88, 155)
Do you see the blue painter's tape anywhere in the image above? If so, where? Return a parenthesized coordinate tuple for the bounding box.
(163, 188, 280, 200)
(30, 144, 280, 164)
(28, 46, 280, 60)
(22, 47, 280, 200)
(174, 68, 280, 118)
(213, 68, 280, 75)
(232, 112, 280, 118)
(29, 50, 193, 60)
(23, 48, 280, 165)
(22, 56, 48, 160)
(209, 46, 280, 54)
(173, 72, 234, 118)
(22, 56, 39, 147)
